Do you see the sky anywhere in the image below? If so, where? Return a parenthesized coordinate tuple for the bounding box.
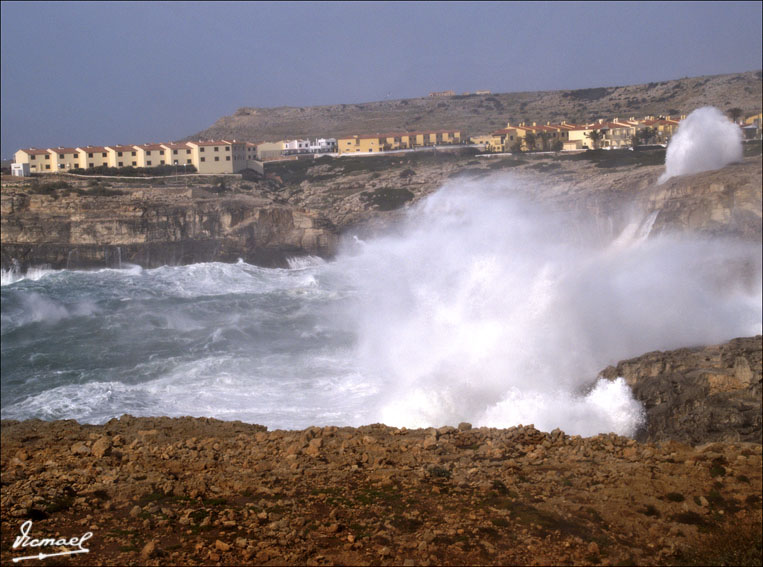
(2, 1, 761, 159)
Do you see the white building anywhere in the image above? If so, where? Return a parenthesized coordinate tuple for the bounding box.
(283, 139, 311, 154)
(310, 138, 337, 153)
(11, 163, 30, 177)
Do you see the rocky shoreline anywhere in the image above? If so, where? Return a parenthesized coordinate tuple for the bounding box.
(2, 337, 762, 566)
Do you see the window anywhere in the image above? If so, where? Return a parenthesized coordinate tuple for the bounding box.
(59, 154, 64, 159)
(173, 149, 178, 155)
(186, 149, 191, 154)
(46, 165, 51, 170)
(45, 155, 50, 159)
(102, 152, 107, 157)
(89, 163, 94, 168)
(31, 155, 36, 160)
(200, 148, 205, 152)
(132, 161, 136, 166)
(118, 161, 123, 167)
(225, 146, 230, 151)
(160, 160, 165, 165)
(187, 159, 191, 164)
(118, 152, 123, 157)
(214, 157, 219, 161)
(214, 147, 219, 152)
(147, 161, 152, 166)
(200, 157, 205, 162)
(131, 151, 136, 156)
(88, 153, 94, 158)
(226, 156, 230, 161)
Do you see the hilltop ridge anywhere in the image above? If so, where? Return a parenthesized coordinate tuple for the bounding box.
(190, 70, 762, 142)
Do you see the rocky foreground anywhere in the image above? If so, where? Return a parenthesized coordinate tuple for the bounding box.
(2, 334, 763, 567)
(1, 418, 762, 567)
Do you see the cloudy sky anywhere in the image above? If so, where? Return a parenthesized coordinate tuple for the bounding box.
(2, 1, 761, 158)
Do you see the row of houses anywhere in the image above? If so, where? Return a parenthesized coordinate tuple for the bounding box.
(14, 140, 259, 175)
(473, 116, 684, 153)
(12, 130, 463, 174)
(12, 112, 761, 176)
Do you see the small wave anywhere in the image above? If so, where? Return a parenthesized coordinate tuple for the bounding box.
(1, 265, 58, 286)
(287, 256, 326, 270)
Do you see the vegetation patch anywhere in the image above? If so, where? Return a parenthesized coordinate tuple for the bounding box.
(359, 187, 414, 211)
(564, 87, 613, 101)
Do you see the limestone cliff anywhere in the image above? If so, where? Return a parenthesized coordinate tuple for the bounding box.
(601, 336, 763, 445)
(1, 187, 337, 271)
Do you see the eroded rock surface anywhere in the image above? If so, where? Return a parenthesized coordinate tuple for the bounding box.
(601, 336, 762, 445)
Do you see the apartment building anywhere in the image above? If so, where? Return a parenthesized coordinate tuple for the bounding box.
(162, 142, 194, 165)
(107, 145, 139, 167)
(78, 146, 110, 168)
(337, 130, 461, 155)
(186, 140, 248, 174)
(14, 148, 53, 172)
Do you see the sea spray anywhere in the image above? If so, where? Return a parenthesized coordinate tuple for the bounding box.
(658, 106, 743, 184)
(340, 177, 762, 434)
(1, 176, 760, 434)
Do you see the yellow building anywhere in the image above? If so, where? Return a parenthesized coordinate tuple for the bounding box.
(77, 146, 110, 169)
(162, 142, 194, 166)
(14, 148, 53, 172)
(336, 135, 381, 154)
(186, 140, 247, 173)
(135, 143, 168, 167)
(256, 141, 286, 160)
(49, 147, 82, 170)
(106, 145, 139, 167)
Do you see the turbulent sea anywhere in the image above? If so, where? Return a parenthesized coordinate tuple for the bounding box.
(2, 180, 761, 435)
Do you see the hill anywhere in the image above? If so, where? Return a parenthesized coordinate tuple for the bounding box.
(190, 70, 762, 142)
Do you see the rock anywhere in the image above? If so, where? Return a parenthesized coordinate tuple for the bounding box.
(91, 436, 112, 459)
(215, 539, 231, 552)
(140, 540, 157, 559)
(458, 422, 472, 431)
(71, 442, 90, 456)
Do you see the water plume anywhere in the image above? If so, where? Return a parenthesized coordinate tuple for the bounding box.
(658, 106, 743, 184)
(340, 176, 761, 435)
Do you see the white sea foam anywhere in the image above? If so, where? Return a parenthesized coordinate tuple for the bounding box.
(2, 174, 760, 437)
(339, 177, 761, 435)
(658, 106, 743, 184)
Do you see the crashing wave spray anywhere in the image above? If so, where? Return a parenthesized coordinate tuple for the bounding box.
(658, 106, 743, 184)
(339, 176, 762, 436)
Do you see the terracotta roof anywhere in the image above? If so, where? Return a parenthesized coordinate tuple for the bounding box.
(190, 140, 231, 147)
(136, 143, 166, 151)
(52, 147, 79, 154)
(108, 145, 137, 152)
(78, 146, 109, 152)
(20, 148, 51, 155)
(162, 142, 192, 150)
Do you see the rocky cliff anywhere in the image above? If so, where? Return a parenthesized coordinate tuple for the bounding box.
(601, 336, 763, 445)
(1, 185, 337, 271)
(2, 151, 760, 272)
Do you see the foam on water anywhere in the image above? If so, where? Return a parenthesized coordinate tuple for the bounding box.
(2, 175, 760, 436)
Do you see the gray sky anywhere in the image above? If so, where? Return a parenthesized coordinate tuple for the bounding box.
(2, 1, 761, 159)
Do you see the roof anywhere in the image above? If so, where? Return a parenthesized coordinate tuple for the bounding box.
(52, 147, 79, 154)
(162, 142, 192, 150)
(190, 140, 231, 147)
(18, 148, 51, 155)
(136, 143, 166, 151)
(78, 146, 109, 152)
(108, 145, 137, 152)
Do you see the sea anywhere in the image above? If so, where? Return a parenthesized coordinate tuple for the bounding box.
(2, 179, 761, 435)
